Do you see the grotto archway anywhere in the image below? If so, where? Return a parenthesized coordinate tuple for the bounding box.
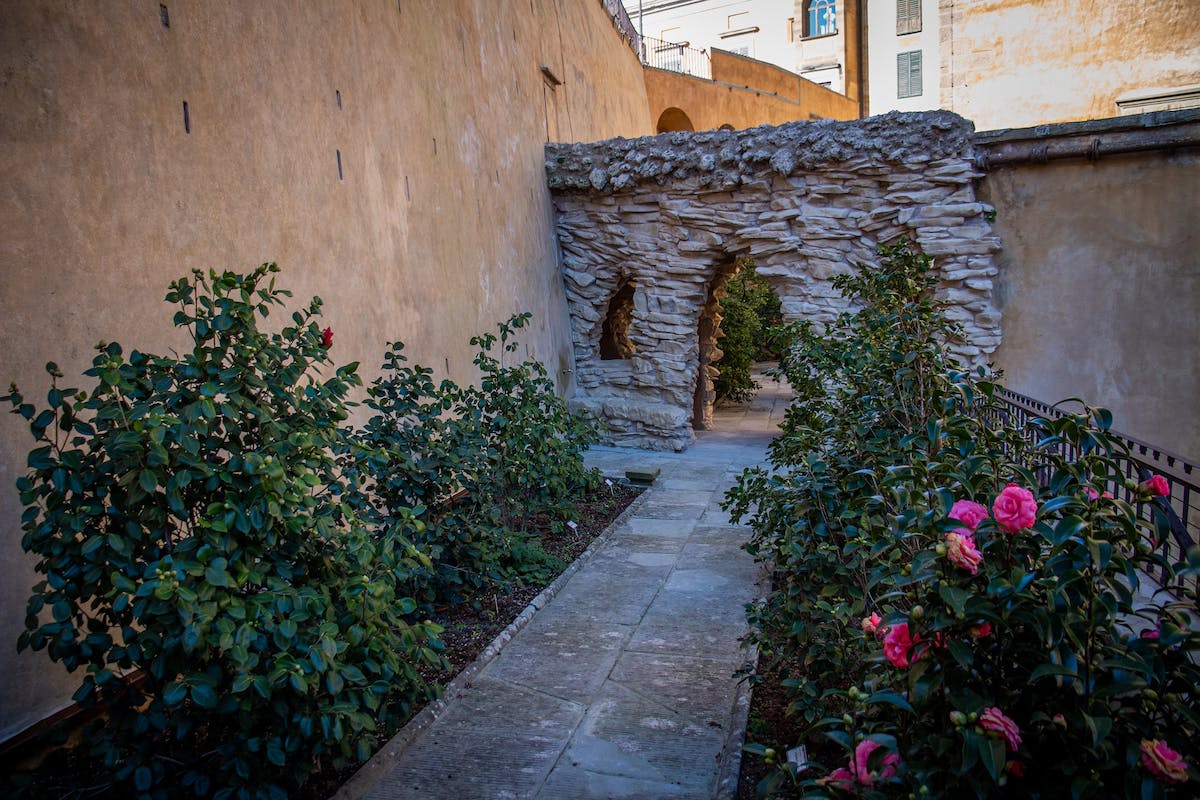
(546, 112, 1003, 451)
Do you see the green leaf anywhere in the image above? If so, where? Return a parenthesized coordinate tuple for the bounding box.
(865, 691, 913, 713)
(134, 766, 153, 791)
(190, 683, 217, 709)
(979, 735, 1005, 782)
(139, 469, 157, 493)
(163, 681, 188, 706)
(938, 585, 969, 616)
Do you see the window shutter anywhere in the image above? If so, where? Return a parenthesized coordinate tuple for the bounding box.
(897, 50, 923, 98)
(897, 0, 922, 35)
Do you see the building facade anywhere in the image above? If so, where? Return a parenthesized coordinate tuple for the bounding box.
(865, 0, 1200, 130)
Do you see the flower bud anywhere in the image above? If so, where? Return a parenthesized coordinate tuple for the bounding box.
(950, 711, 967, 726)
(911, 605, 925, 621)
(842, 714, 853, 726)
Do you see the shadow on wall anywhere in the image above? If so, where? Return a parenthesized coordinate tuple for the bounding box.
(656, 107, 695, 132)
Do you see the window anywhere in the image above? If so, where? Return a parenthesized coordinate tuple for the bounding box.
(897, 50, 923, 98)
(897, 0, 922, 35)
(804, 0, 837, 37)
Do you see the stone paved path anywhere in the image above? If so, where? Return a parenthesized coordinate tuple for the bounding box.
(338, 375, 790, 800)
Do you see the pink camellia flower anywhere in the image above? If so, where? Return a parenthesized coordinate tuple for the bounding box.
(1140, 739, 1189, 784)
(1084, 487, 1114, 501)
(883, 622, 919, 668)
(945, 531, 983, 575)
(980, 707, 1022, 752)
(970, 622, 992, 639)
(822, 767, 854, 789)
(993, 484, 1038, 532)
(949, 499, 989, 532)
(852, 739, 902, 786)
(861, 612, 883, 635)
(1140, 628, 1160, 639)
(1143, 475, 1170, 497)
(321, 327, 334, 348)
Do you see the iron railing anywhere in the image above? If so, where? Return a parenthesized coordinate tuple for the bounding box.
(990, 387, 1198, 595)
(641, 35, 712, 79)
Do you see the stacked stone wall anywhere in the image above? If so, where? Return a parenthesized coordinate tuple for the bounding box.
(546, 111, 1002, 450)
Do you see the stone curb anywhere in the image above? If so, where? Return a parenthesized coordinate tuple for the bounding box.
(714, 641, 758, 800)
(332, 480, 655, 800)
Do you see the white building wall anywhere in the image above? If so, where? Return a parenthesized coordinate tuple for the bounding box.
(866, 0, 942, 114)
(625, 0, 799, 72)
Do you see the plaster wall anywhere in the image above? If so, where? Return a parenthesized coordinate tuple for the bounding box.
(0, 0, 651, 743)
(982, 152, 1200, 462)
(645, 53, 858, 133)
(943, 0, 1200, 130)
(625, 0, 799, 71)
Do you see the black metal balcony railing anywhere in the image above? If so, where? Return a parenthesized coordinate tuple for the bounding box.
(640, 35, 712, 79)
(990, 387, 1198, 595)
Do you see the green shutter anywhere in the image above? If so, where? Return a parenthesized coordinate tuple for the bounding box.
(897, 50, 923, 98)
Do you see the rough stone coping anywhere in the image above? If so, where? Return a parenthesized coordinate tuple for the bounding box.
(545, 110, 977, 194)
(333, 480, 658, 800)
(625, 467, 662, 484)
(974, 106, 1200, 146)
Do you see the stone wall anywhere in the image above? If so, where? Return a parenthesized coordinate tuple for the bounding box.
(546, 111, 1002, 450)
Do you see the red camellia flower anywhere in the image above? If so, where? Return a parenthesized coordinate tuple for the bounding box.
(852, 739, 902, 786)
(861, 612, 883, 635)
(969, 622, 992, 639)
(1143, 475, 1170, 497)
(883, 622, 919, 668)
(980, 707, 1022, 752)
(992, 483, 1038, 532)
(321, 327, 334, 348)
(1140, 739, 1189, 784)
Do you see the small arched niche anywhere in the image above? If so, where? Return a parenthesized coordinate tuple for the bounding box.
(599, 278, 637, 360)
(656, 107, 695, 133)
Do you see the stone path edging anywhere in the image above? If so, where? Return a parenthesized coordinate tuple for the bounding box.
(333, 482, 656, 800)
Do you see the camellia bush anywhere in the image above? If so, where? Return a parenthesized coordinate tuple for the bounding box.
(354, 313, 601, 609)
(6, 265, 445, 799)
(725, 242, 1200, 798)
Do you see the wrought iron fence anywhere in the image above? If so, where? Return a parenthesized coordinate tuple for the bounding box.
(990, 387, 1198, 595)
(640, 35, 712, 79)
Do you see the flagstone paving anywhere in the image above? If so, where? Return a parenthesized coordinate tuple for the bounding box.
(337, 374, 790, 800)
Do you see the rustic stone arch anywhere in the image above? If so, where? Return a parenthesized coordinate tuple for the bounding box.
(547, 112, 1003, 450)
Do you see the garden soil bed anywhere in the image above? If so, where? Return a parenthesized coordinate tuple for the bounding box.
(4, 483, 643, 800)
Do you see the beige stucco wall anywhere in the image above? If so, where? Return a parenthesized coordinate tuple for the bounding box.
(645, 51, 858, 132)
(944, 0, 1200, 130)
(982, 152, 1200, 462)
(0, 0, 651, 743)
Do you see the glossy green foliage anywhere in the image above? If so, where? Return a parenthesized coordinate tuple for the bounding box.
(714, 263, 783, 404)
(356, 313, 601, 610)
(724, 243, 1200, 798)
(7, 265, 445, 799)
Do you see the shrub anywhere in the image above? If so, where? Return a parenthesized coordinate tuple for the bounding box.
(726, 243, 1200, 798)
(355, 313, 601, 609)
(715, 263, 783, 404)
(6, 265, 444, 799)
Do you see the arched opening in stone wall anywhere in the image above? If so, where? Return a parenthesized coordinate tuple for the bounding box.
(599, 278, 637, 359)
(692, 259, 743, 430)
(656, 107, 695, 133)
